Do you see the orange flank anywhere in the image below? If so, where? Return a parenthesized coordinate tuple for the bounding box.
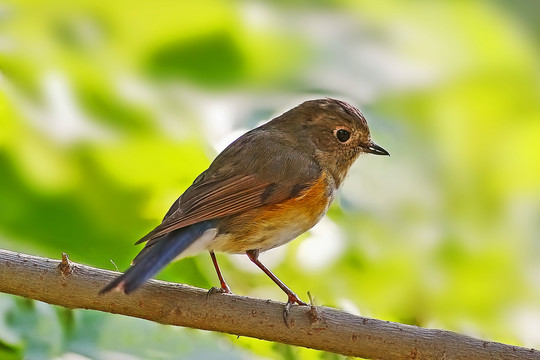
(211, 171, 335, 254)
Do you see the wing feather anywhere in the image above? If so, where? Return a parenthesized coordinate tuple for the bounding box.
(135, 175, 293, 245)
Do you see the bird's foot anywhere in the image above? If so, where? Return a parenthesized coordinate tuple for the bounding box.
(282, 292, 308, 327)
(206, 285, 233, 300)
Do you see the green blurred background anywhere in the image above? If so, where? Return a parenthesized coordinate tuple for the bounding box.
(1, 0, 539, 359)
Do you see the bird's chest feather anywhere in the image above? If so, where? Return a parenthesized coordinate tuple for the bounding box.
(209, 172, 335, 253)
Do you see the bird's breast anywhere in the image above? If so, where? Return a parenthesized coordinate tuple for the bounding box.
(208, 171, 335, 254)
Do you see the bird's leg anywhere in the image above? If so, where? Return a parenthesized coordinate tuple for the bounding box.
(207, 251, 232, 297)
(246, 249, 308, 323)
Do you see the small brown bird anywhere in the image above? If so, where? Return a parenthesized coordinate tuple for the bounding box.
(101, 98, 389, 310)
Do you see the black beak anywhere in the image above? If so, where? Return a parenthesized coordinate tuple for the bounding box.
(364, 142, 390, 156)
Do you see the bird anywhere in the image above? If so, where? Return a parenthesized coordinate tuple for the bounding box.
(100, 98, 389, 310)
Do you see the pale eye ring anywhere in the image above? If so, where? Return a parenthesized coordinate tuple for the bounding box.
(333, 127, 351, 143)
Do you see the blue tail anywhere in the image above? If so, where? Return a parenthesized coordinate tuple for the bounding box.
(100, 221, 215, 295)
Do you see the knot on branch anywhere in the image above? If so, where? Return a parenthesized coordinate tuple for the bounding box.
(58, 252, 73, 276)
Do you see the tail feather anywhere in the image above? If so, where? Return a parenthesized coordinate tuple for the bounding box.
(100, 221, 215, 295)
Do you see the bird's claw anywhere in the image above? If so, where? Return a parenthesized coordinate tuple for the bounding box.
(282, 293, 308, 327)
(206, 286, 232, 300)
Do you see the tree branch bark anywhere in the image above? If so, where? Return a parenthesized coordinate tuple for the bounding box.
(0, 248, 537, 359)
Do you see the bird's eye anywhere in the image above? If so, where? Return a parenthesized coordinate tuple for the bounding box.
(334, 128, 351, 143)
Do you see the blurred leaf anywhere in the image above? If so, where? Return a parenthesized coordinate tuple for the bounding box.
(144, 31, 245, 86)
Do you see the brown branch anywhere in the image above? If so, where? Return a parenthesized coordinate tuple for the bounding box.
(0, 248, 538, 359)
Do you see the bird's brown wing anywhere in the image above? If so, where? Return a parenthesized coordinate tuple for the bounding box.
(135, 174, 310, 246)
(136, 129, 322, 247)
